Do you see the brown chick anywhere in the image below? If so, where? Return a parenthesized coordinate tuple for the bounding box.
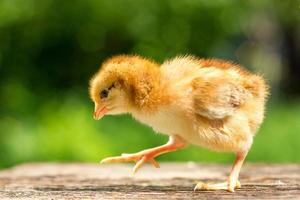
(89, 55, 269, 192)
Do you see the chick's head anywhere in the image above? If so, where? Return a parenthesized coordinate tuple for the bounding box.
(89, 55, 159, 120)
(89, 70, 130, 120)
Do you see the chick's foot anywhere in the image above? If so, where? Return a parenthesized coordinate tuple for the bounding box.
(101, 151, 160, 173)
(100, 135, 186, 173)
(194, 180, 241, 192)
(194, 151, 247, 192)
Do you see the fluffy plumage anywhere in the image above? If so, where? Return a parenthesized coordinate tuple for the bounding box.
(89, 55, 269, 192)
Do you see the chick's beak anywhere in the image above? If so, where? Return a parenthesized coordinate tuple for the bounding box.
(93, 103, 109, 120)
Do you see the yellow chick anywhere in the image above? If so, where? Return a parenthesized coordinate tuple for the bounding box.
(89, 55, 269, 192)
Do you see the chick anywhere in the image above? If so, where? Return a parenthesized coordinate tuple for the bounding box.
(89, 55, 268, 192)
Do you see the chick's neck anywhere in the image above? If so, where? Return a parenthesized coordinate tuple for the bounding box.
(128, 67, 169, 113)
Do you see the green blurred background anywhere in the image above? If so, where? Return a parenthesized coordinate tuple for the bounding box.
(0, 0, 300, 168)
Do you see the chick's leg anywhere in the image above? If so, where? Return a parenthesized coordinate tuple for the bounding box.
(194, 151, 247, 192)
(101, 135, 186, 173)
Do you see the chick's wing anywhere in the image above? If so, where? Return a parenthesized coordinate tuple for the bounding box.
(192, 76, 249, 119)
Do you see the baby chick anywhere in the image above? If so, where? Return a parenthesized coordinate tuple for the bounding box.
(89, 55, 268, 192)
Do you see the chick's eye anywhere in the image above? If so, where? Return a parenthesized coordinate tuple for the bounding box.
(100, 89, 109, 99)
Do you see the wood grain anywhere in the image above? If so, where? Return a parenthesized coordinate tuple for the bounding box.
(0, 163, 299, 199)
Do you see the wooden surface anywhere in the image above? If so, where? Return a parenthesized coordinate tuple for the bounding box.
(0, 162, 299, 199)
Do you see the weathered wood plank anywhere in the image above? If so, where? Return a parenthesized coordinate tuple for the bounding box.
(0, 163, 299, 199)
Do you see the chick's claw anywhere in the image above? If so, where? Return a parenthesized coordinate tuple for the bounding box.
(100, 155, 137, 163)
(100, 151, 161, 173)
(149, 158, 160, 168)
